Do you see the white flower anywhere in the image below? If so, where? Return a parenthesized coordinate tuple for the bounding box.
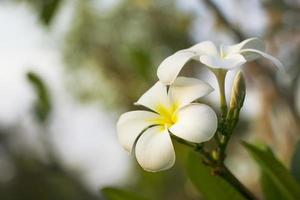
(157, 38, 283, 85)
(117, 77, 218, 172)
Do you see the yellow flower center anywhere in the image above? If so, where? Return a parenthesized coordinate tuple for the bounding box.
(149, 103, 179, 129)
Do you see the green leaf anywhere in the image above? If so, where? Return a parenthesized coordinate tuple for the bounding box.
(101, 187, 149, 200)
(186, 152, 245, 200)
(243, 142, 300, 199)
(261, 171, 286, 200)
(291, 140, 300, 183)
(27, 72, 52, 123)
(21, 0, 62, 25)
(37, 0, 63, 25)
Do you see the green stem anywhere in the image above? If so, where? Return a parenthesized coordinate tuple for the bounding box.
(212, 69, 229, 161)
(219, 164, 257, 200)
(173, 134, 257, 199)
(173, 69, 255, 199)
(192, 143, 257, 199)
(211, 70, 256, 199)
(219, 108, 242, 161)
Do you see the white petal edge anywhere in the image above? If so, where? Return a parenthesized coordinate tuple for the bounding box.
(189, 41, 219, 57)
(135, 126, 175, 172)
(169, 76, 214, 108)
(222, 38, 265, 61)
(199, 54, 246, 70)
(239, 48, 284, 70)
(169, 104, 218, 143)
(135, 81, 170, 112)
(117, 110, 159, 153)
(157, 50, 196, 85)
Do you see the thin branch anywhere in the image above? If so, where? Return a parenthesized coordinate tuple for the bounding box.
(219, 164, 258, 200)
(201, 0, 245, 40)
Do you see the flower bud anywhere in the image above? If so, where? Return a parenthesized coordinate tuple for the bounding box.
(229, 71, 246, 110)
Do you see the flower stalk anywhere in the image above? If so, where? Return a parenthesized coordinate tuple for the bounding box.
(185, 140, 256, 200)
(188, 71, 255, 199)
(213, 69, 228, 118)
(219, 164, 257, 200)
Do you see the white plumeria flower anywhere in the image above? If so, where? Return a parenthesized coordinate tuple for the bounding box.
(117, 77, 218, 172)
(157, 38, 283, 85)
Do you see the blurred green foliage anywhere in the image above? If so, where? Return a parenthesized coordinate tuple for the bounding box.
(102, 187, 149, 200)
(0, 155, 100, 200)
(244, 142, 300, 199)
(17, 0, 63, 25)
(260, 172, 286, 200)
(291, 140, 300, 183)
(27, 72, 52, 123)
(186, 152, 245, 200)
(119, 143, 199, 200)
(0, 71, 102, 200)
(63, 0, 194, 108)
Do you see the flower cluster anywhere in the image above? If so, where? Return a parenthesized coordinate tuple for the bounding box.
(117, 38, 282, 172)
(157, 37, 282, 85)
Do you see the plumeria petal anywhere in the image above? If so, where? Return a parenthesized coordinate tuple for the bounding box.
(135, 81, 170, 112)
(199, 54, 246, 70)
(157, 50, 196, 85)
(239, 48, 284, 70)
(117, 111, 159, 153)
(169, 76, 214, 108)
(189, 41, 219, 57)
(222, 37, 265, 61)
(157, 41, 220, 85)
(169, 104, 217, 143)
(135, 126, 175, 172)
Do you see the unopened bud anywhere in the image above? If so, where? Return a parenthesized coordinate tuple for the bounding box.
(229, 71, 246, 110)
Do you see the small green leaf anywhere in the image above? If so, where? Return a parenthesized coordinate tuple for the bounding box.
(38, 0, 63, 25)
(186, 152, 245, 200)
(27, 72, 52, 123)
(291, 140, 300, 183)
(243, 142, 300, 199)
(101, 187, 149, 200)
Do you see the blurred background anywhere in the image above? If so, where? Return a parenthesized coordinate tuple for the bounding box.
(0, 0, 299, 199)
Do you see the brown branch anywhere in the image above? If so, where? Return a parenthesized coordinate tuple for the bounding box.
(201, 0, 245, 40)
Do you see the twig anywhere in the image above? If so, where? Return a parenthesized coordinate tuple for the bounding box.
(219, 164, 258, 200)
(201, 0, 244, 40)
